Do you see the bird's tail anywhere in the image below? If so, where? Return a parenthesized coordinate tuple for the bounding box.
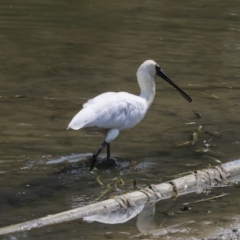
(67, 107, 95, 130)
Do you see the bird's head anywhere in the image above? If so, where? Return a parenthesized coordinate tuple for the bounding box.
(137, 60, 192, 102)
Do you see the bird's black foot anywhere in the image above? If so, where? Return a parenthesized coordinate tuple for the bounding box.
(102, 157, 117, 168)
(89, 155, 97, 172)
(89, 156, 117, 170)
(89, 141, 108, 171)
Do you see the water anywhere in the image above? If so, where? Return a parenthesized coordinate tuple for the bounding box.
(0, 0, 240, 239)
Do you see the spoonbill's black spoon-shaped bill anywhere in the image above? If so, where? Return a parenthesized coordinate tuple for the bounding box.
(67, 60, 192, 171)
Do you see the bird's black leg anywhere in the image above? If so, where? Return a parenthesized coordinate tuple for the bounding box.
(90, 141, 108, 171)
(107, 143, 110, 160)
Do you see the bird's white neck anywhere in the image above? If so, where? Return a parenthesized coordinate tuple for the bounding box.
(137, 71, 156, 109)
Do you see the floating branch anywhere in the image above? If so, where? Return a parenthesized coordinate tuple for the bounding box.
(0, 159, 240, 236)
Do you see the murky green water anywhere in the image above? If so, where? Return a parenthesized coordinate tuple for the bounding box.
(1, 0, 240, 239)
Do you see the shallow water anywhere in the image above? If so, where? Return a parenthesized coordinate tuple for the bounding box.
(0, 0, 240, 239)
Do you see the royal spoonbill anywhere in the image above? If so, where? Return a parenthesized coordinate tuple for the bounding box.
(68, 60, 192, 171)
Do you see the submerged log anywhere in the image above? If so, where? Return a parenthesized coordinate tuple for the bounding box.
(0, 159, 240, 236)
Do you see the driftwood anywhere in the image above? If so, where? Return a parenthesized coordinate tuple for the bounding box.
(0, 159, 240, 236)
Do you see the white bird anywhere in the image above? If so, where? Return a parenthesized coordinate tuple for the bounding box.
(68, 60, 192, 171)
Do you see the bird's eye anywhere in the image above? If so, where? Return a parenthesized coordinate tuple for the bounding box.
(155, 64, 161, 71)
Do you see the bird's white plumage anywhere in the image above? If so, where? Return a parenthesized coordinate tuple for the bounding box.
(68, 92, 147, 131)
(68, 60, 157, 143)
